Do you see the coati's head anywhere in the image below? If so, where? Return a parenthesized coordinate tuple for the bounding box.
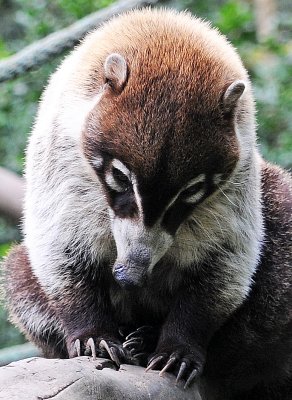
(82, 9, 256, 289)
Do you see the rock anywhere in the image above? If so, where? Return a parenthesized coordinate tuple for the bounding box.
(0, 356, 202, 400)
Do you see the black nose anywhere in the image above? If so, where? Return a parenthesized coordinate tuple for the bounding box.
(113, 263, 146, 290)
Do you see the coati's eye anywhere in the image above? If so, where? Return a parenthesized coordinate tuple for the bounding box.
(180, 180, 205, 204)
(105, 160, 131, 193)
(112, 167, 131, 192)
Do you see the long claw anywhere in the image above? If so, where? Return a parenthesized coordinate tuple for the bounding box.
(176, 361, 187, 383)
(145, 355, 164, 372)
(99, 339, 112, 354)
(109, 346, 121, 367)
(118, 327, 127, 337)
(125, 326, 152, 341)
(123, 338, 143, 349)
(125, 332, 139, 341)
(184, 368, 199, 389)
(99, 340, 121, 367)
(159, 356, 177, 376)
(86, 337, 97, 360)
(130, 347, 140, 356)
(74, 339, 81, 357)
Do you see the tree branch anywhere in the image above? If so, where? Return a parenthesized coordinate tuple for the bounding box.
(0, 167, 24, 223)
(0, 0, 159, 83)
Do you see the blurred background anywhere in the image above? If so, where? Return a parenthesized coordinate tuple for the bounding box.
(0, 0, 291, 362)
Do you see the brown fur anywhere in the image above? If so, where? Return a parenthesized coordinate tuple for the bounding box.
(3, 245, 67, 358)
(82, 10, 249, 184)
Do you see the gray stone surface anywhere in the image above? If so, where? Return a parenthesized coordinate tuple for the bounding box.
(0, 356, 202, 400)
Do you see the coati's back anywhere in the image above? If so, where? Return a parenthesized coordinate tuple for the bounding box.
(3, 8, 292, 400)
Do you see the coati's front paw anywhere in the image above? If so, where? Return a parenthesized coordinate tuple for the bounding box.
(68, 336, 128, 366)
(145, 344, 205, 389)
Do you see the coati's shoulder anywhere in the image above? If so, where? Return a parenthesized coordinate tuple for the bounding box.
(258, 160, 291, 289)
(261, 161, 292, 226)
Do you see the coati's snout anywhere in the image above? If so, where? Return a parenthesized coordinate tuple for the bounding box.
(111, 218, 173, 289)
(113, 260, 148, 289)
(113, 245, 150, 289)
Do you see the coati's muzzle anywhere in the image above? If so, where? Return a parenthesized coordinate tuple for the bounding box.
(111, 218, 173, 290)
(113, 262, 146, 289)
(112, 249, 150, 289)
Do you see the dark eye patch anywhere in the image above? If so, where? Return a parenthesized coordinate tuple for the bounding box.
(112, 167, 131, 192)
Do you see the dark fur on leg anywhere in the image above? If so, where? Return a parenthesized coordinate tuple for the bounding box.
(2, 245, 67, 358)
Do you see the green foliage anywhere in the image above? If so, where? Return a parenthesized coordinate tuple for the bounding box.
(0, 61, 61, 173)
(0, 309, 26, 350)
(59, 0, 114, 19)
(252, 41, 292, 167)
(181, 0, 292, 169)
(0, 243, 10, 258)
(10, 0, 114, 44)
(215, 0, 255, 44)
(0, 38, 11, 58)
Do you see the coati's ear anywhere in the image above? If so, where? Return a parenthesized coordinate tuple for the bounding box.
(222, 80, 246, 114)
(104, 53, 128, 94)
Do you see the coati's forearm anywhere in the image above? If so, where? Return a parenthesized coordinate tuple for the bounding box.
(158, 291, 218, 354)
(157, 254, 253, 363)
(4, 246, 121, 358)
(48, 269, 121, 357)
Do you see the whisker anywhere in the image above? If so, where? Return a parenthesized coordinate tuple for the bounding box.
(218, 187, 238, 208)
(207, 209, 225, 236)
(196, 222, 226, 252)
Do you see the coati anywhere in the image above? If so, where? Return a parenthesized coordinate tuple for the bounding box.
(3, 8, 292, 400)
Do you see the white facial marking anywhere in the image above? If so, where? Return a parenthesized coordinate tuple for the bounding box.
(111, 159, 143, 216)
(132, 175, 143, 215)
(91, 156, 103, 169)
(184, 189, 205, 204)
(112, 159, 131, 180)
(163, 174, 206, 212)
(105, 170, 124, 192)
(111, 217, 173, 274)
(104, 159, 133, 193)
(182, 175, 206, 204)
(186, 174, 205, 187)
